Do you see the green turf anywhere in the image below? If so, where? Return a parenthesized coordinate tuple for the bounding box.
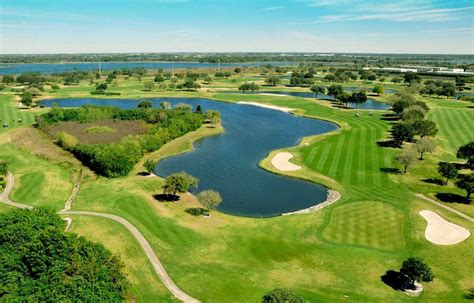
(1, 75, 473, 302)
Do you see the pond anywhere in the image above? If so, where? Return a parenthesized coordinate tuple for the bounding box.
(42, 97, 339, 217)
(221, 91, 391, 110)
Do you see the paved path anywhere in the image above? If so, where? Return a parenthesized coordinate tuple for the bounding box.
(0, 172, 200, 303)
(0, 173, 32, 209)
(415, 193, 474, 223)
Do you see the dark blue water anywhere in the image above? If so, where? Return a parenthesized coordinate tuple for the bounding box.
(0, 61, 297, 75)
(41, 97, 338, 217)
(221, 91, 391, 110)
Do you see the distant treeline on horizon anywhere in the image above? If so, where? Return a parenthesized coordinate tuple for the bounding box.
(1, 52, 473, 66)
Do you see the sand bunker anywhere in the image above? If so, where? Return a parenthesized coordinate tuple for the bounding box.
(237, 102, 293, 113)
(419, 210, 470, 245)
(271, 152, 301, 171)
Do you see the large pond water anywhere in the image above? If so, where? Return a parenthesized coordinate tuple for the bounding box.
(0, 61, 297, 75)
(42, 97, 339, 217)
(221, 90, 391, 110)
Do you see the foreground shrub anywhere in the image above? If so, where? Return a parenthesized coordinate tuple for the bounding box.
(262, 288, 304, 303)
(0, 208, 128, 301)
(185, 207, 209, 216)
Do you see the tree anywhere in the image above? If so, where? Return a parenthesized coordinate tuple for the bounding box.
(438, 162, 458, 185)
(21, 91, 33, 107)
(154, 74, 165, 83)
(205, 110, 221, 125)
(143, 159, 156, 175)
(413, 120, 438, 138)
(261, 288, 304, 303)
(327, 84, 344, 98)
(182, 79, 201, 91)
(96, 83, 107, 91)
(400, 257, 434, 288)
(415, 137, 435, 160)
(391, 123, 416, 146)
(0, 208, 128, 301)
(144, 80, 155, 91)
(239, 82, 259, 93)
(2, 75, 15, 84)
(265, 75, 281, 86)
(348, 90, 367, 108)
(197, 190, 222, 211)
(373, 84, 384, 95)
(396, 148, 418, 173)
(310, 85, 326, 96)
(457, 141, 474, 168)
(0, 159, 8, 175)
(138, 100, 152, 108)
(455, 173, 473, 199)
(440, 82, 455, 98)
(162, 172, 198, 198)
(160, 101, 171, 110)
(204, 76, 212, 84)
(404, 72, 421, 84)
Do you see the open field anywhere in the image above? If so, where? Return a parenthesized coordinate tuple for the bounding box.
(44, 119, 148, 144)
(0, 72, 473, 302)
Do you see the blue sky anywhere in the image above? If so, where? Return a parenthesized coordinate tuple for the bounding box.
(1, 0, 473, 54)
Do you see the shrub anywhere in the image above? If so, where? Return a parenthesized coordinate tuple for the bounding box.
(56, 131, 78, 150)
(185, 207, 209, 216)
(262, 288, 304, 303)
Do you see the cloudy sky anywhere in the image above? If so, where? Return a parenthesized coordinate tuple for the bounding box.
(1, 0, 473, 54)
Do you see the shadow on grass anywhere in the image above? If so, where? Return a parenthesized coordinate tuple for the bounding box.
(381, 270, 413, 291)
(380, 167, 401, 174)
(435, 193, 471, 204)
(153, 194, 180, 202)
(381, 114, 400, 121)
(136, 172, 150, 176)
(463, 288, 474, 300)
(377, 140, 400, 148)
(422, 178, 445, 186)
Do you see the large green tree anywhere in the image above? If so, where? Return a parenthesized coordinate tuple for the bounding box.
(457, 141, 474, 168)
(261, 288, 304, 303)
(438, 162, 458, 185)
(162, 172, 198, 198)
(400, 257, 434, 287)
(197, 190, 222, 211)
(0, 209, 128, 302)
(456, 173, 473, 199)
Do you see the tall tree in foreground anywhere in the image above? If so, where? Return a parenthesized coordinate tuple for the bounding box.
(438, 162, 458, 185)
(0, 208, 128, 301)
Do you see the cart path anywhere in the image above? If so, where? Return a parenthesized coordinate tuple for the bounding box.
(0, 172, 200, 303)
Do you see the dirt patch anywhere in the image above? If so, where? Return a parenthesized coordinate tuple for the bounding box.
(45, 120, 148, 144)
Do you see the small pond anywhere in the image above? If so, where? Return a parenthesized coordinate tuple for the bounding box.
(42, 97, 339, 217)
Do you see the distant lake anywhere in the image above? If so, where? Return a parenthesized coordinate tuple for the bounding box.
(221, 91, 391, 110)
(41, 97, 338, 217)
(0, 61, 297, 75)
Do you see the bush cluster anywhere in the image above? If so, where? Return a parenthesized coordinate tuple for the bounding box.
(39, 105, 205, 177)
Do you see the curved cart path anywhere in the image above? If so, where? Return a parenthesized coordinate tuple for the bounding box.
(0, 172, 200, 303)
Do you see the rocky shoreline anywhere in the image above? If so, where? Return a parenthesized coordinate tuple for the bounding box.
(282, 190, 341, 216)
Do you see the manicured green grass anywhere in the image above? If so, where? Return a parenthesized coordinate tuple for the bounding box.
(0, 143, 72, 210)
(0, 93, 36, 133)
(323, 201, 405, 251)
(1, 75, 473, 302)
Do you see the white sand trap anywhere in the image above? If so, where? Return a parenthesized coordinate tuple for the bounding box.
(258, 93, 288, 97)
(271, 152, 301, 171)
(237, 102, 293, 113)
(419, 210, 470, 245)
